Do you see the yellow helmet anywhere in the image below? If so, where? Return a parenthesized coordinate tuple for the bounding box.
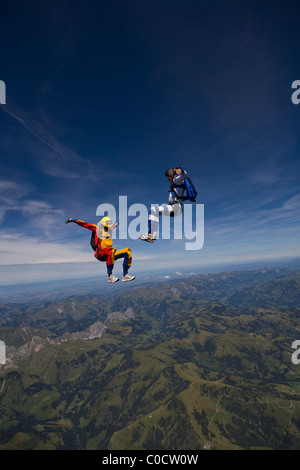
(100, 216, 112, 228)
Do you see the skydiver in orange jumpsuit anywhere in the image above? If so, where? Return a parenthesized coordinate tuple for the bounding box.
(66, 216, 135, 283)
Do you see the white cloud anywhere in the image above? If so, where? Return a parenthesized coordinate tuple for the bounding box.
(0, 181, 69, 240)
(0, 232, 90, 265)
(0, 178, 33, 224)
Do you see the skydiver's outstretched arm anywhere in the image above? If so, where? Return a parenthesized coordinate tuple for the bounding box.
(65, 218, 98, 232)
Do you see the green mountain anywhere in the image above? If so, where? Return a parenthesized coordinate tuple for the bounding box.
(1, 267, 300, 450)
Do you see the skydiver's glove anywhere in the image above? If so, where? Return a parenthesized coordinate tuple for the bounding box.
(65, 218, 75, 224)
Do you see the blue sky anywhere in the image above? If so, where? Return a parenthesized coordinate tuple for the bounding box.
(0, 0, 300, 284)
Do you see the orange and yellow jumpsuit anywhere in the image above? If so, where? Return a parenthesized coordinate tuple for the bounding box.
(74, 219, 132, 276)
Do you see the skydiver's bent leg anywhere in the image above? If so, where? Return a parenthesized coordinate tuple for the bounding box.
(140, 203, 182, 241)
(96, 251, 119, 283)
(106, 262, 119, 283)
(114, 248, 135, 282)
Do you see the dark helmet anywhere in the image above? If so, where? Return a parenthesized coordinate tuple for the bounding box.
(165, 168, 175, 178)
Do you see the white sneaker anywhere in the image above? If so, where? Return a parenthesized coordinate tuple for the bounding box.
(139, 232, 157, 243)
(122, 274, 136, 282)
(108, 274, 119, 283)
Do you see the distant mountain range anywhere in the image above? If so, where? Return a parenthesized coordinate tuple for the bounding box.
(0, 266, 300, 450)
